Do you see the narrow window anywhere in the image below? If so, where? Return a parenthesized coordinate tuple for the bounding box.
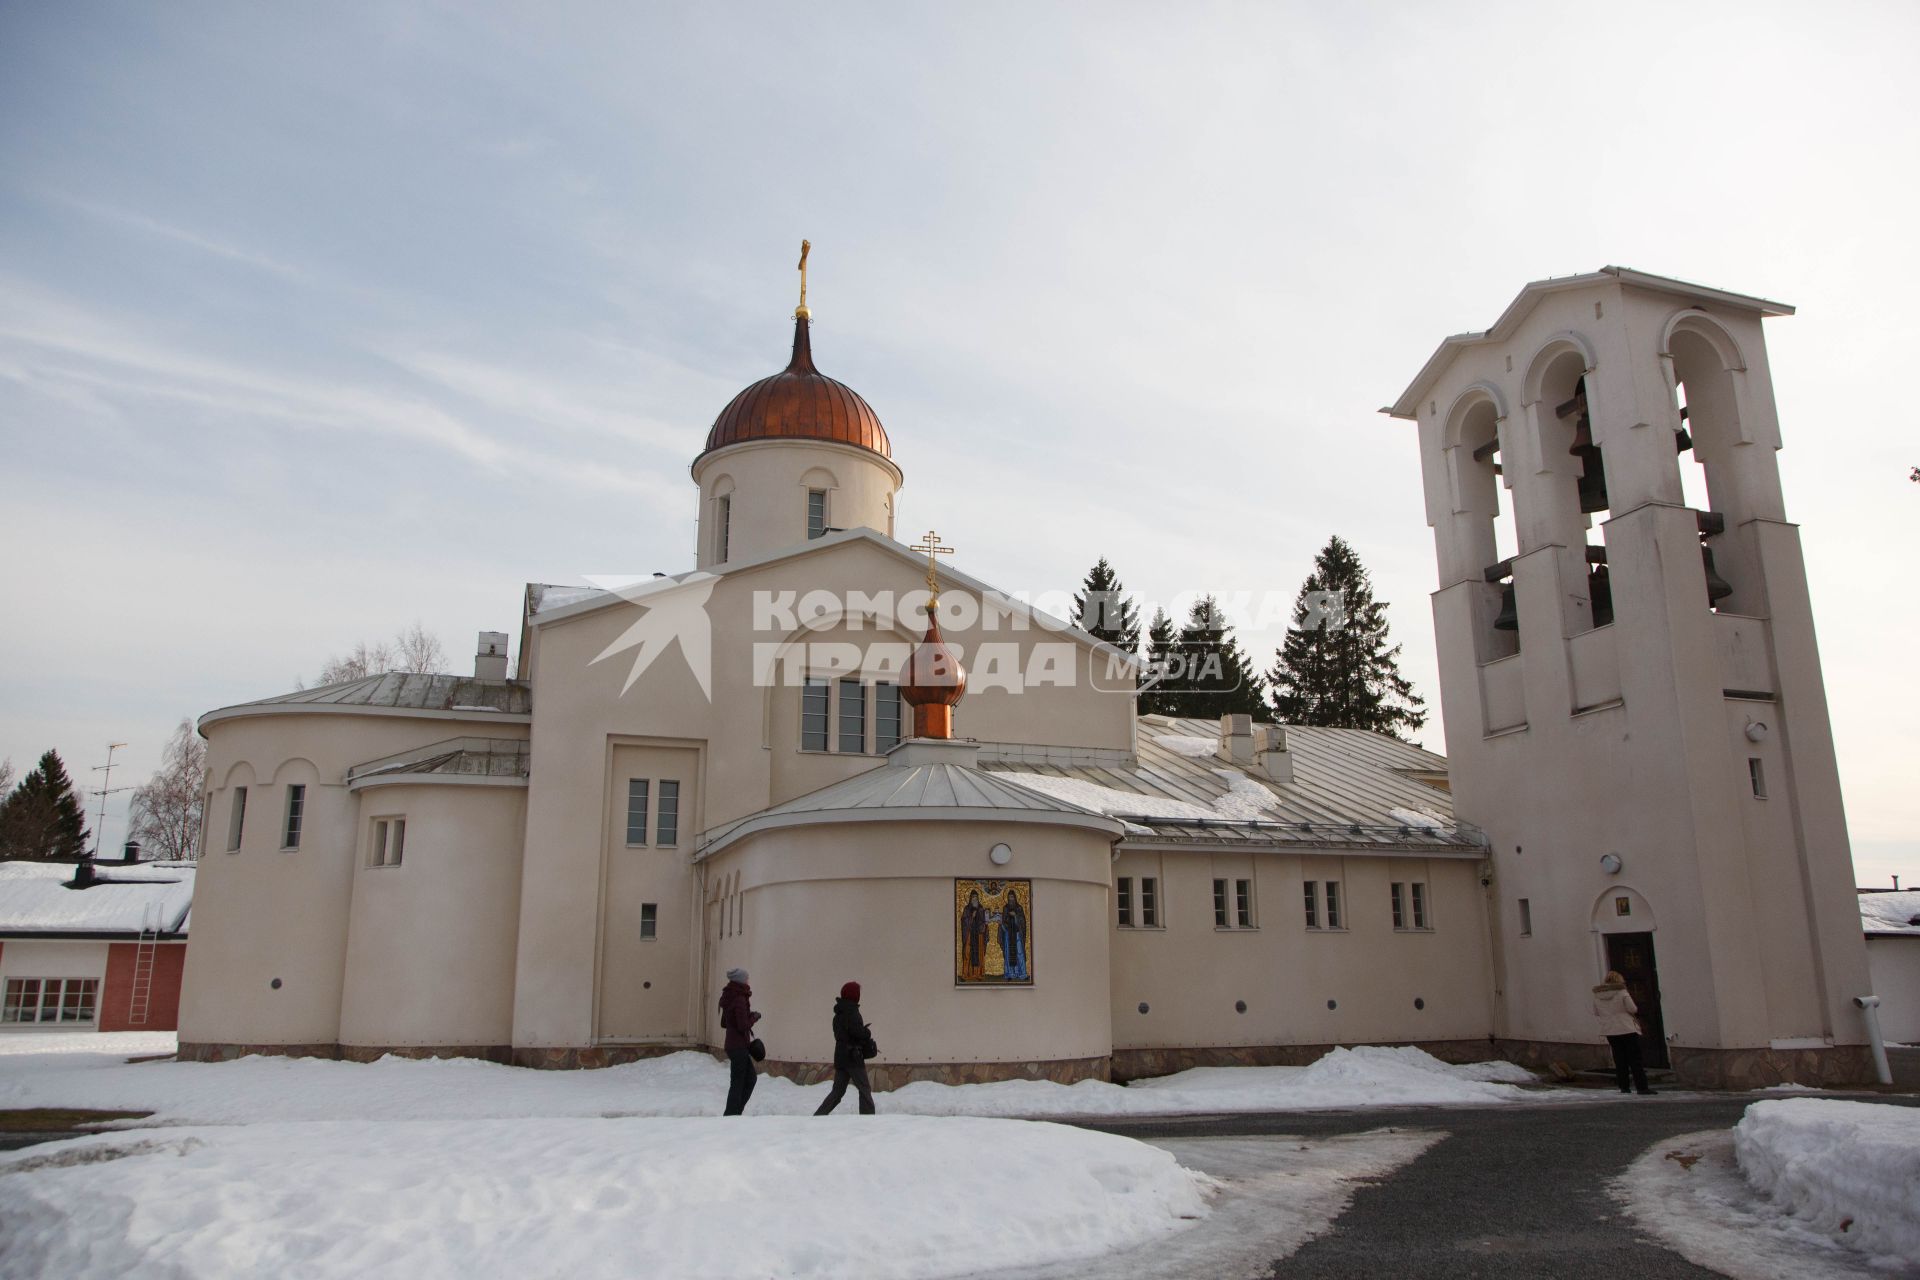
(1748, 757, 1767, 798)
(1412, 882, 1429, 930)
(1235, 878, 1254, 928)
(801, 678, 830, 750)
(626, 779, 650, 846)
(640, 902, 658, 940)
(838, 677, 867, 753)
(875, 681, 903, 753)
(1141, 877, 1159, 927)
(371, 817, 406, 868)
(282, 784, 305, 849)
(716, 494, 731, 563)
(1391, 882, 1406, 929)
(807, 488, 828, 539)
(1116, 876, 1134, 927)
(1326, 880, 1342, 929)
(1519, 897, 1533, 937)
(1212, 878, 1229, 927)
(227, 787, 247, 852)
(1303, 880, 1319, 929)
(656, 780, 680, 847)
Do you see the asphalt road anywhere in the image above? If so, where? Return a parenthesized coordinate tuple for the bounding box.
(1081, 1092, 1920, 1279)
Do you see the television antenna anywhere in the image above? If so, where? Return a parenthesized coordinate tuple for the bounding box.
(90, 742, 131, 859)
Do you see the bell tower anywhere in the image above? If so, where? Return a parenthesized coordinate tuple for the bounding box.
(1389, 267, 1875, 1087)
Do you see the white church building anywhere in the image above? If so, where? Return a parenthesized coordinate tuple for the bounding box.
(178, 265, 1880, 1089)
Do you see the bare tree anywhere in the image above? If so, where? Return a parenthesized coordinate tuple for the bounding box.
(0, 758, 14, 800)
(127, 721, 207, 862)
(303, 622, 450, 688)
(393, 621, 448, 674)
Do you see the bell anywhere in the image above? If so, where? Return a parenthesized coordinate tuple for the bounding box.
(1588, 564, 1614, 628)
(1574, 447, 1610, 513)
(1701, 545, 1733, 607)
(1675, 406, 1693, 453)
(1492, 580, 1519, 631)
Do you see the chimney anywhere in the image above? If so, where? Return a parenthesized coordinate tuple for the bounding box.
(475, 631, 510, 681)
(1217, 714, 1255, 765)
(1256, 725, 1294, 784)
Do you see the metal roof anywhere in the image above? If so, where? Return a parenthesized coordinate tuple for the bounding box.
(347, 737, 531, 789)
(202, 672, 532, 730)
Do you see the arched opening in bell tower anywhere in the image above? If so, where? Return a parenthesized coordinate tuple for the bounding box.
(1448, 394, 1520, 659)
(1531, 347, 1613, 632)
(1667, 318, 1765, 615)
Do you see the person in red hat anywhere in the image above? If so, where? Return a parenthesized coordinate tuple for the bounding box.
(813, 980, 878, 1115)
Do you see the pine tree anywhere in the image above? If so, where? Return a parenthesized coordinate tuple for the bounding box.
(1268, 535, 1427, 739)
(0, 750, 92, 861)
(1157, 597, 1266, 719)
(1070, 558, 1142, 658)
(1138, 608, 1178, 715)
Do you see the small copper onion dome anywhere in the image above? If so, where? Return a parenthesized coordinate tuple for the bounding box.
(900, 609, 967, 739)
(699, 315, 892, 462)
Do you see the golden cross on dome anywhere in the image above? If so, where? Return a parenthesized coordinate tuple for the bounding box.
(795, 239, 811, 319)
(910, 530, 955, 602)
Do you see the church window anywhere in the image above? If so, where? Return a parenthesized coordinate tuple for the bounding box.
(838, 678, 867, 753)
(1212, 878, 1229, 927)
(370, 817, 406, 868)
(1116, 877, 1134, 927)
(1304, 880, 1320, 928)
(875, 681, 902, 753)
(227, 786, 247, 852)
(1391, 882, 1406, 929)
(1412, 882, 1428, 929)
(281, 784, 305, 850)
(1325, 880, 1342, 929)
(656, 780, 680, 847)
(1518, 898, 1533, 936)
(801, 678, 830, 750)
(1141, 877, 1159, 927)
(807, 489, 828, 539)
(640, 902, 657, 940)
(1235, 879, 1255, 928)
(626, 779, 650, 846)
(716, 495, 731, 563)
(1748, 757, 1767, 798)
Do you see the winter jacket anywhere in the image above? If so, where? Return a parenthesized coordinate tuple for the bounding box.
(720, 980, 760, 1053)
(829, 996, 876, 1071)
(1591, 983, 1641, 1037)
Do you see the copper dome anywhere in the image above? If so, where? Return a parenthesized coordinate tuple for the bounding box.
(700, 316, 892, 462)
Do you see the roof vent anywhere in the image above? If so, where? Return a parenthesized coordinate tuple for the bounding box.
(475, 631, 510, 681)
(1217, 714, 1254, 764)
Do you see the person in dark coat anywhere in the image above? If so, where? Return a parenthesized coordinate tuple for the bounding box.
(719, 968, 762, 1116)
(813, 981, 878, 1115)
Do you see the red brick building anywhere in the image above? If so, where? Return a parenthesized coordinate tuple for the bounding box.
(0, 860, 193, 1032)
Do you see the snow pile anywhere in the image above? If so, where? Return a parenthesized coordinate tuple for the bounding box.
(1208, 769, 1283, 820)
(998, 772, 1217, 824)
(1734, 1098, 1920, 1268)
(1857, 888, 1920, 935)
(1386, 807, 1449, 834)
(0, 1035, 1539, 1124)
(0, 1116, 1212, 1280)
(1153, 733, 1220, 758)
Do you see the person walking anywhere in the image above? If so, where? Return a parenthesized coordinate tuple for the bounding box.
(719, 967, 762, 1116)
(1592, 969, 1654, 1095)
(813, 981, 878, 1116)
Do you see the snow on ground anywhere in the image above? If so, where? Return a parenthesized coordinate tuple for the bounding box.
(0, 1116, 1213, 1280)
(1734, 1099, 1920, 1268)
(1612, 1128, 1894, 1280)
(0, 1037, 1537, 1125)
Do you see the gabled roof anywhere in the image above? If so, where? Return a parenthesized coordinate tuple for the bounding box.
(1383, 266, 1795, 421)
(0, 860, 194, 937)
(201, 672, 532, 731)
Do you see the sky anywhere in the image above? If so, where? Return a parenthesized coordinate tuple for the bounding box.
(0, 1, 1913, 887)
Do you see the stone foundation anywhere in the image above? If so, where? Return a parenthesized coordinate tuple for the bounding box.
(510, 1044, 694, 1070)
(340, 1044, 512, 1065)
(1110, 1039, 1496, 1083)
(177, 1041, 341, 1063)
(758, 1054, 1111, 1089)
(1494, 1038, 1880, 1089)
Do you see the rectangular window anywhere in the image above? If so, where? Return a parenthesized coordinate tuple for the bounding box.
(227, 787, 247, 852)
(1235, 878, 1254, 928)
(1212, 878, 1229, 927)
(1141, 877, 1158, 927)
(626, 779, 650, 846)
(1749, 757, 1767, 798)
(282, 784, 305, 849)
(656, 780, 680, 848)
(838, 678, 867, 753)
(801, 677, 830, 750)
(640, 902, 658, 940)
(1519, 897, 1533, 937)
(2, 978, 97, 1024)
(1116, 876, 1134, 927)
(807, 488, 828, 539)
(716, 494, 731, 563)
(371, 817, 406, 868)
(1304, 880, 1320, 929)
(1326, 880, 1342, 929)
(875, 681, 903, 753)
(1391, 882, 1406, 929)
(1411, 882, 1428, 930)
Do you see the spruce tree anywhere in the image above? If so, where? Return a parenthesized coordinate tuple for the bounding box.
(1138, 608, 1178, 716)
(1070, 558, 1142, 658)
(1158, 596, 1266, 719)
(1268, 535, 1427, 739)
(0, 750, 91, 861)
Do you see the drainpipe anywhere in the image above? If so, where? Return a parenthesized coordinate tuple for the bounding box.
(1853, 995, 1892, 1085)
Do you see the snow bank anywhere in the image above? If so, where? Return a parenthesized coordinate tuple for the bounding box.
(1734, 1098, 1920, 1268)
(0, 1038, 1536, 1125)
(0, 1116, 1212, 1280)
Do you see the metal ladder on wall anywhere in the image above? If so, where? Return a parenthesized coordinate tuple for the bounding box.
(128, 902, 159, 1027)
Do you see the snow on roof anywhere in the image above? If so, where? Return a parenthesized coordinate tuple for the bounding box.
(1859, 889, 1920, 937)
(0, 861, 194, 936)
